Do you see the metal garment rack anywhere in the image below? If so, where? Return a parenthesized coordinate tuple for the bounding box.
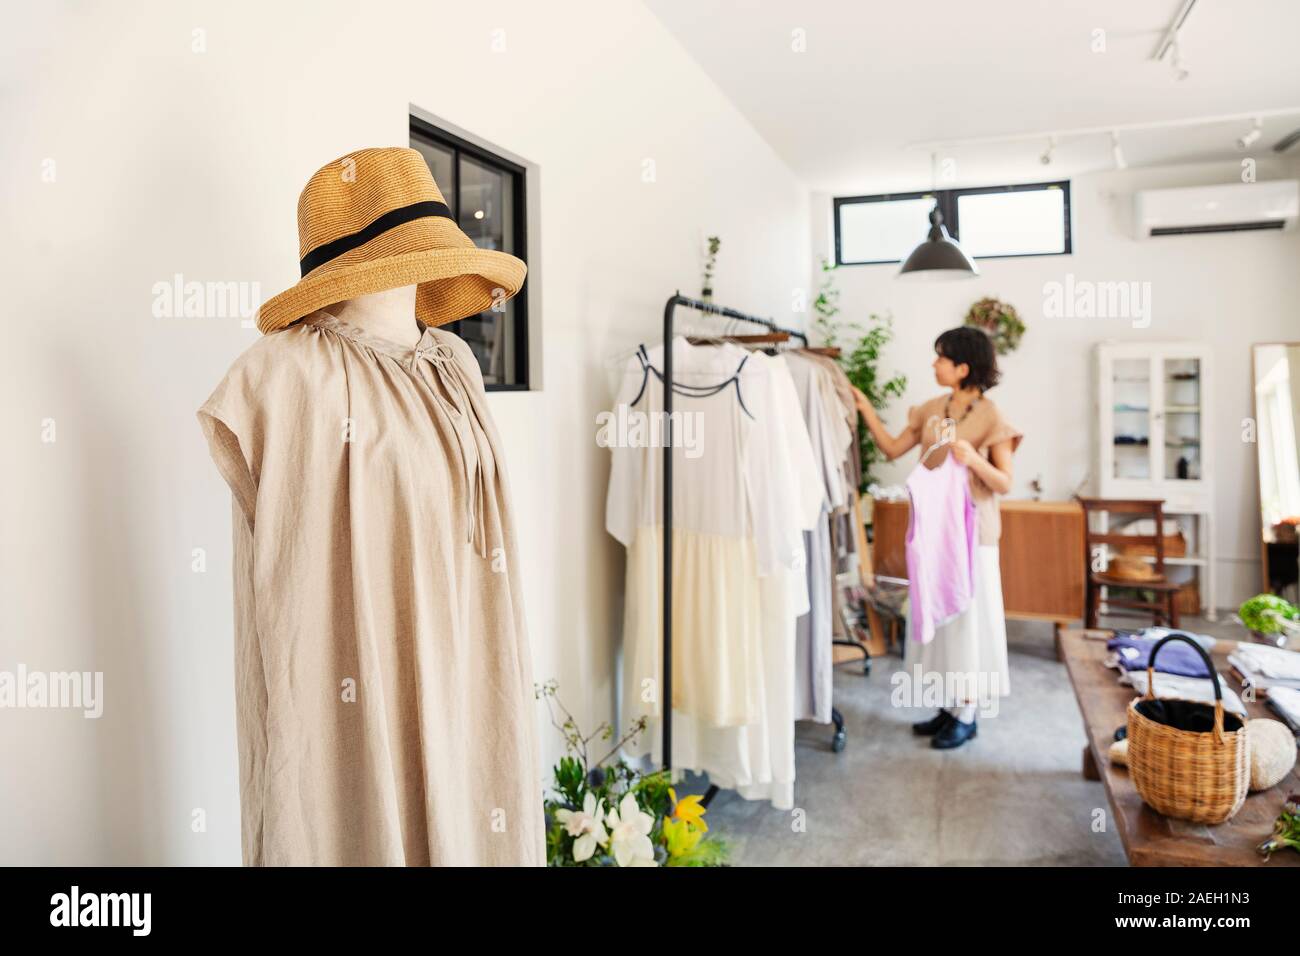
(659, 292, 866, 804)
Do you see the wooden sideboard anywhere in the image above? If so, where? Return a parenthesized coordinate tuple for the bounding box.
(871, 498, 1086, 636)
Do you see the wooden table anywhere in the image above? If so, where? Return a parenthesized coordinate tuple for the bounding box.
(1060, 628, 1300, 866)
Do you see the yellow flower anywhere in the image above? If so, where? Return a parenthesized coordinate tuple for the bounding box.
(663, 816, 703, 858)
(670, 791, 708, 833)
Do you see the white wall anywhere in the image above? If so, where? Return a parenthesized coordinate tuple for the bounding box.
(812, 159, 1300, 611)
(1, 0, 809, 864)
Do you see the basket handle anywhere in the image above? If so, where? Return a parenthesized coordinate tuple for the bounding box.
(1143, 631, 1226, 744)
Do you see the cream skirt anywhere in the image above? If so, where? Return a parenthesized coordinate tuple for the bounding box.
(904, 545, 1010, 708)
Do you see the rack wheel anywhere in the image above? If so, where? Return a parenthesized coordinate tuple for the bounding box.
(831, 729, 847, 753)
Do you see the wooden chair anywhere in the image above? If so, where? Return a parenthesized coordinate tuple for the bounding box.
(1076, 497, 1181, 629)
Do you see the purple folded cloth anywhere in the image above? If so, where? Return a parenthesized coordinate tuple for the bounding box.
(1106, 631, 1212, 679)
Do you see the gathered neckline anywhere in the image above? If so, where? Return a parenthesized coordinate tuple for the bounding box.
(304, 309, 439, 360)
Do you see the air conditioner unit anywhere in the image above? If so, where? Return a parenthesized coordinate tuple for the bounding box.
(1134, 180, 1299, 237)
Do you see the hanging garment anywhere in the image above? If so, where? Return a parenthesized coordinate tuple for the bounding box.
(197, 310, 543, 866)
(904, 545, 1011, 707)
(606, 339, 770, 728)
(646, 352, 822, 810)
(904, 454, 978, 646)
(606, 341, 821, 808)
(722, 352, 822, 807)
(784, 353, 849, 723)
(905, 394, 1023, 545)
(799, 351, 862, 498)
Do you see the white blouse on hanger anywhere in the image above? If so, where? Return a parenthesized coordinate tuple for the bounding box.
(605, 339, 822, 808)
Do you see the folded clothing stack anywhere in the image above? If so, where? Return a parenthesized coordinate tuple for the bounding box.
(1105, 628, 1217, 678)
(1266, 687, 1300, 734)
(1121, 669, 1248, 717)
(1229, 642, 1300, 687)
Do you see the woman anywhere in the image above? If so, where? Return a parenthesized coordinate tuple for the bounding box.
(852, 327, 1022, 750)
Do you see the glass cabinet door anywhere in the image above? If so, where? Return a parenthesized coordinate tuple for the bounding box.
(1111, 357, 1151, 480)
(1162, 357, 1202, 480)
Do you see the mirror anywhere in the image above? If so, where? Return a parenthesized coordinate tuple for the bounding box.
(1252, 343, 1300, 601)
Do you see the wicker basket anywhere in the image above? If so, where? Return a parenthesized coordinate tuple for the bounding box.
(1126, 634, 1250, 824)
(1124, 532, 1187, 559)
(1174, 581, 1201, 616)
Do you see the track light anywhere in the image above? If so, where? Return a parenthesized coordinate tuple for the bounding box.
(1111, 131, 1127, 170)
(1040, 136, 1056, 166)
(1237, 117, 1263, 150)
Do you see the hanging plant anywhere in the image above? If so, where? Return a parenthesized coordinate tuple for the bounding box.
(964, 296, 1025, 355)
(700, 236, 721, 303)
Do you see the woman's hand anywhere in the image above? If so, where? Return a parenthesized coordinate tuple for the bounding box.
(849, 384, 918, 462)
(950, 439, 977, 466)
(849, 384, 877, 423)
(954, 438, 1015, 495)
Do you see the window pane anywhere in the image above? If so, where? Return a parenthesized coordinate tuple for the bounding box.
(956, 188, 1066, 257)
(447, 155, 519, 386)
(410, 138, 455, 214)
(459, 155, 511, 252)
(411, 119, 529, 389)
(838, 197, 935, 263)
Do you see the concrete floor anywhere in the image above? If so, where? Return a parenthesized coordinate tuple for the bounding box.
(686, 613, 1242, 866)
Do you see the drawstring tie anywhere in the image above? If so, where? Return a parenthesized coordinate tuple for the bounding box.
(412, 339, 490, 559)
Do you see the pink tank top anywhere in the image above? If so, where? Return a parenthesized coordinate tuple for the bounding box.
(905, 454, 977, 645)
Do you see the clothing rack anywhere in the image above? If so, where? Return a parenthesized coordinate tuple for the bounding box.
(659, 292, 863, 803)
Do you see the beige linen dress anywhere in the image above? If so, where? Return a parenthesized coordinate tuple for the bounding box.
(197, 309, 543, 866)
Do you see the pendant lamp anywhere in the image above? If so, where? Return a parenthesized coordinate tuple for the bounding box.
(897, 204, 979, 280)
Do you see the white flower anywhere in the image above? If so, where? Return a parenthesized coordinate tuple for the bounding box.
(554, 792, 608, 863)
(605, 793, 657, 867)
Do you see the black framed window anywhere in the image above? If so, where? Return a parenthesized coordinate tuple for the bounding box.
(834, 180, 1071, 266)
(410, 115, 529, 390)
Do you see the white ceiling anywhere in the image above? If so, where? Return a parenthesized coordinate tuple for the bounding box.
(645, 0, 1300, 192)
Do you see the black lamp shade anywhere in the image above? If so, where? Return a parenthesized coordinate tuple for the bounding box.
(897, 205, 978, 279)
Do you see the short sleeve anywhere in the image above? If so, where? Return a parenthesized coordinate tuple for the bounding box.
(981, 404, 1023, 454)
(604, 356, 649, 547)
(196, 375, 263, 533)
(905, 402, 925, 439)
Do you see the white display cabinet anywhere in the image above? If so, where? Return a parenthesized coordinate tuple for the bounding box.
(1095, 342, 1216, 618)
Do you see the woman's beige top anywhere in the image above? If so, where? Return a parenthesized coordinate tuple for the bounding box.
(905, 393, 1023, 546)
(196, 310, 543, 866)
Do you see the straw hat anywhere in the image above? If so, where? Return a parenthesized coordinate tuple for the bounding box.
(1106, 550, 1162, 582)
(255, 147, 526, 335)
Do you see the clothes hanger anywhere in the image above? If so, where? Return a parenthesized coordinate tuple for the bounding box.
(602, 316, 738, 369)
(687, 331, 789, 346)
(921, 420, 958, 465)
(801, 345, 841, 358)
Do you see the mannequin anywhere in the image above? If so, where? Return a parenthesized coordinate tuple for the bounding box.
(326, 284, 422, 349)
(198, 146, 542, 866)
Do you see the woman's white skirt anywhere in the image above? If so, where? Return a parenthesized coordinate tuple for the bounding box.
(904, 545, 1010, 708)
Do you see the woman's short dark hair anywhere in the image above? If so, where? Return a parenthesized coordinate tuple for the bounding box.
(934, 327, 1000, 391)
